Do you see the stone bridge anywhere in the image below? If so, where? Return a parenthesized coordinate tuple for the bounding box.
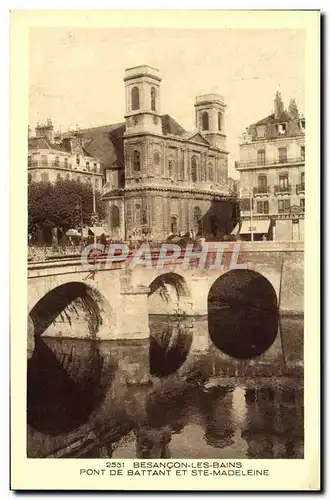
(28, 241, 304, 341)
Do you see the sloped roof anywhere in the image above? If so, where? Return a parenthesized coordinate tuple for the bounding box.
(71, 114, 187, 170)
(251, 110, 292, 127)
(161, 114, 186, 136)
(28, 137, 52, 150)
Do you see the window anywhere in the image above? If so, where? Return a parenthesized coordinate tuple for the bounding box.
(28, 156, 32, 166)
(133, 151, 141, 172)
(301, 146, 305, 160)
(168, 160, 173, 178)
(41, 172, 49, 182)
(257, 149, 266, 165)
(301, 172, 305, 186)
(202, 112, 209, 131)
(278, 199, 290, 213)
(135, 204, 142, 224)
(300, 119, 305, 131)
(86, 161, 90, 171)
(278, 148, 287, 163)
(153, 152, 160, 165)
(64, 158, 68, 168)
(131, 87, 140, 110)
(277, 123, 287, 135)
(256, 200, 269, 214)
(241, 198, 252, 211)
(170, 216, 178, 234)
(279, 173, 289, 188)
(110, 205, 120, 228)
(256, 125, 266, 138)
(66, 174, 70, 180)
(191, 157, 198, 182)
(218, 112, 222, 131)
(28, 173, 32, 184)
(41, 155, 47, 166)
(258, 174, 267, 188)
(193, 206, 202, 234)
(179, 160, 184, 180)
(54, 156, 60, 166)
(94, 163, 98, 171)
(208, 163, 213, 182)
(151, 87, 156, 111)
(300, 199, 305, 212)
(57, 173, 62, 180)
(76, 154, 80, 165)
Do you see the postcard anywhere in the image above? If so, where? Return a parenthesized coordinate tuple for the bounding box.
(10, 9, 320, 491)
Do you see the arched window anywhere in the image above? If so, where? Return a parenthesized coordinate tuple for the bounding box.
(170, 217, 178, 234)
(151, 87, 156, 111)
(135, 204, 141, 224)
(193, 207, 202, 235)
(76, 154, 80, 165)
(191, 157, 198, 182)
(168, 159, 173, 178)
(202, 112, 209, 131)
(208, 163, 214, 182)
(131, 87, 140, 110)
(218, 112, 222, 131)
(110, 205, 120, 228)
(133, 150, 141, 172)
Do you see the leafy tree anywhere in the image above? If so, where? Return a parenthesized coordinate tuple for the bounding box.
(28, 179, 106, 242)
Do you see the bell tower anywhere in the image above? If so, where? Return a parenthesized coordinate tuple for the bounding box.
(124, 65, 162, 136)
(195, 94, 226, 150)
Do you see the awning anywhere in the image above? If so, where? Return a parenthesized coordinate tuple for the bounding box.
(239, 220, 270, 235)
(88, 226, 107, 237)
(230, 223, 240, 235)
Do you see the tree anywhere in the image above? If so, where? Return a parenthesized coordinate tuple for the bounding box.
(28, 179, 106, 242)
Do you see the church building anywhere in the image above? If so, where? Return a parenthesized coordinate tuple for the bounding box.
(77, 65, 237, 240)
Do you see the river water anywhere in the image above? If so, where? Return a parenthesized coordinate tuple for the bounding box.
(27, 314, 304, 459)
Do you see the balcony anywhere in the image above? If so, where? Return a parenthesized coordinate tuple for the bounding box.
(253, 186, 269, 196)
(296, 183, 305, 194)
(235, 157, 305, 170)
(274, 184, 292, 195)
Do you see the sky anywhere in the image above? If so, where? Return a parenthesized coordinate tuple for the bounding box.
(29, 28, 305, 178)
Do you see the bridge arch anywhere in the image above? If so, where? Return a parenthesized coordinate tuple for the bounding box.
(27, 281, 114, 436)
(147, 272, 192, 315)
(208, 269, 279, 359)
(29, 281, 112, 339)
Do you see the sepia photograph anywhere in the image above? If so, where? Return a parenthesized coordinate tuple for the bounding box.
(9, 9, 320, 491)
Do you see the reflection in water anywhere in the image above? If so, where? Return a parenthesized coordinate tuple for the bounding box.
(149, 316, 193, 377)
(27, 336, 112, 435)
(27, 315, 304, 459)
(208, 307, 279, 359)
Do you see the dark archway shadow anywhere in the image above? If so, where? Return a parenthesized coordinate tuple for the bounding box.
(208, 270, 279, 359)
(27, 282, 113, 435)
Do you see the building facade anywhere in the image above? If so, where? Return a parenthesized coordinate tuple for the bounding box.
(235, 92, 305, 241)
(28, 119, 103, 191)
(73, 65, 237, 241)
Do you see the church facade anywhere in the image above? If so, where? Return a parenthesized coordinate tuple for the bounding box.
(78, 65, 237, 241)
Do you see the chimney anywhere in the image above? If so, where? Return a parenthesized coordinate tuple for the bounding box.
(35, 118, 54, 144)
(288, 98, 299, 120)
(274, 91, 284, 119)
